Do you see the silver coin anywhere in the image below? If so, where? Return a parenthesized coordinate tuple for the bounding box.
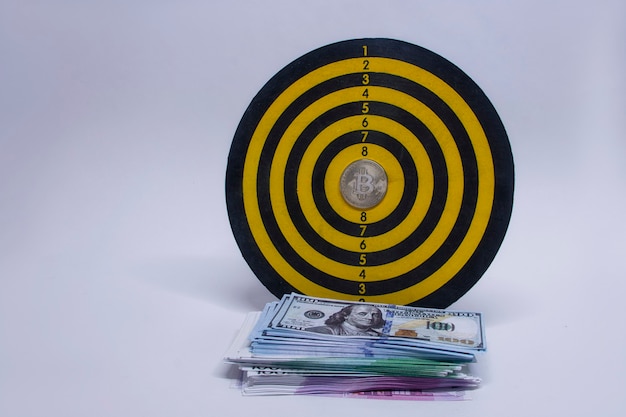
(339, 159, 388, 209)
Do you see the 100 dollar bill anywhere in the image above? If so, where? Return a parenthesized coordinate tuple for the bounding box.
(267, 294, 485, 350)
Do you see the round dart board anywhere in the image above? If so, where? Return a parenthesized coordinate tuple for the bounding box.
(226, 38, 514, 308)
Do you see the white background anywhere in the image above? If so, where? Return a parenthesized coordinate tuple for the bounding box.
(1, 1, 625, 416)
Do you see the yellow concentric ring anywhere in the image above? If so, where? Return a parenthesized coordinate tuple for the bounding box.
(270, 89, 462, 281)
(297, 115, 433, 252)
(324, 144, 403, 223)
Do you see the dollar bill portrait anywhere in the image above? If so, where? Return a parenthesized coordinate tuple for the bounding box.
(305, 304, 386, 336)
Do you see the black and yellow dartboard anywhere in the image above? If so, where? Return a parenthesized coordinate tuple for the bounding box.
(226, 38, 514, 308)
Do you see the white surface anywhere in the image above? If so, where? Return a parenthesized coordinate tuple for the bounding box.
(1, 1, 625, 416)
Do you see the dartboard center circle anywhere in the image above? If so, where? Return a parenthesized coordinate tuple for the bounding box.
(339, 159, 388, 209)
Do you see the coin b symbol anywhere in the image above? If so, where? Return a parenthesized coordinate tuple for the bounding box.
(351, 169, 374, 200)
(340, 159, 387, 209)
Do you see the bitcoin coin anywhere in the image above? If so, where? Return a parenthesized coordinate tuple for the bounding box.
(340, 159, 388, 209)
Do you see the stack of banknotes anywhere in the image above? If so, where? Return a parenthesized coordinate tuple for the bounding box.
(224, 293, 485, 400)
